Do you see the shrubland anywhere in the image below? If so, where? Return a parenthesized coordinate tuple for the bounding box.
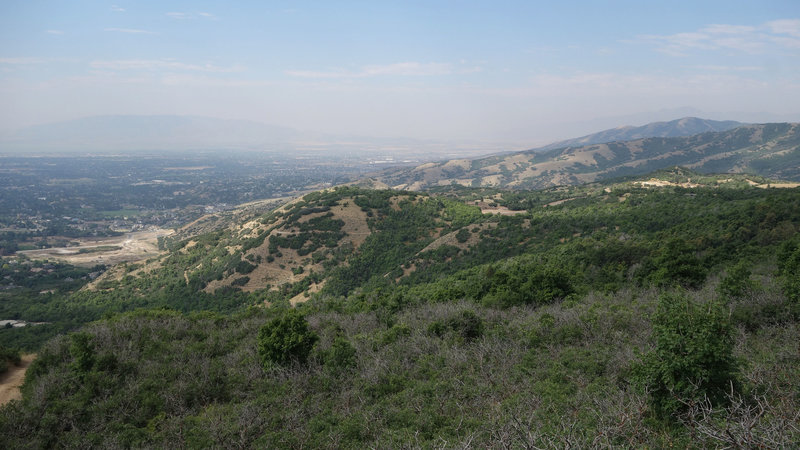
(1, 168, 799, 447)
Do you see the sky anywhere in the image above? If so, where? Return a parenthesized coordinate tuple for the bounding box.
(1, 0, 800, 145)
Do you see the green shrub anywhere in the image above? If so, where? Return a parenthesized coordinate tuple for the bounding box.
(446, 310, 484, 341)
(321, 337, 357, 370)
(650, 239, 706, 288)
(428, 310, 484, 342)
(0, 344, 21, 374)
(777, 238, 800, 302)
(235, 260, 257, 274)
(231, 276, 250, 287)
(635, 292, 738, 420)
(69, 332, 95, 374)
(380, 323, 411, 345)
(717, 260, 757, 300)
(257, 310, 318, 368)
(482, 260, 574, 308)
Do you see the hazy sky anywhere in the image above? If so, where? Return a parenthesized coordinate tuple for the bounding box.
(2, 1, 800, 144)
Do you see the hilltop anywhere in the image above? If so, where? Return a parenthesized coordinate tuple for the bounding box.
(374, 122, 800, 190)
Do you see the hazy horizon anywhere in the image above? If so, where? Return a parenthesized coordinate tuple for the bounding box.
(2, 1, 800, 145)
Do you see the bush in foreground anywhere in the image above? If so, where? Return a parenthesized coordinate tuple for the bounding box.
(635, 292, 739, 420)
(257, 309, 318, 368)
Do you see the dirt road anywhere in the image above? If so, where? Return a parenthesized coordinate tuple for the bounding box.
(0, 354, 36, 406)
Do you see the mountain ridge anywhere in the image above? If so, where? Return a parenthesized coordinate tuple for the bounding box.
(373, 122, 800, 190)
(535, 117, 743, 151)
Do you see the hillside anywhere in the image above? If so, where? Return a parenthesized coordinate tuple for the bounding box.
(1, 168, 799, 447)
(3, 168, 797, 345)
(536, 117, 742, 151)
(375, 122, 800, 190)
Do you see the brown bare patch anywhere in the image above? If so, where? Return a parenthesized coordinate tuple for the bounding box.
(0, 354, 36, 406)
(18, 228, 172, 268)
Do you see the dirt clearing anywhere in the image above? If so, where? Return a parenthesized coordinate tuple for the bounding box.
(0, 354, 36, 406)
(18, 228, 173, 267)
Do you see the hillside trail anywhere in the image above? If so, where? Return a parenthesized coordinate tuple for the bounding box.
(0, 354, 36, 406)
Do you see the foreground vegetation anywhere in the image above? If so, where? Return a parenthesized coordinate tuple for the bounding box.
(1, 280, 797, 447)
(1, 168, 799, 447)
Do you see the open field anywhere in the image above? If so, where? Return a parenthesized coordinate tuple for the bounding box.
(18, 228, 173, 267)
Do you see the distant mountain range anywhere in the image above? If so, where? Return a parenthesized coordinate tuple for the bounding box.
(373, 122, 800, 190)
(535, 117, 743, 151)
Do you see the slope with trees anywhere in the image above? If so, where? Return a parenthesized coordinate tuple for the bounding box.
(0, 169, 799, 446)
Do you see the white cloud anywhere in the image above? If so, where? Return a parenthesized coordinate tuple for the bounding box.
(166, 11, 216, 20)
(693, 65, 764, 72)
(766, 19, 800, 37)
(166, 12, 191, 19)
(159, 74, 272, 87)
(363, 62, 452, 76)
(90, 59, 244, 73)
(111, 5, 125, 13)
(639, 19, 800, 55)
(45, 30, 64, 35)
(104, 28, 158, 35)
(287, 62, 453, 79)
(702, 24, 757, 35)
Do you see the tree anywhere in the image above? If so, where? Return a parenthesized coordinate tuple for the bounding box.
(257, 309, 318, 368)
(635, 292, 738, 420)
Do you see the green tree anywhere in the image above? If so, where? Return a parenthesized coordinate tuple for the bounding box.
(635, 292, 738, 419)
(257, 309, 318, 368)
